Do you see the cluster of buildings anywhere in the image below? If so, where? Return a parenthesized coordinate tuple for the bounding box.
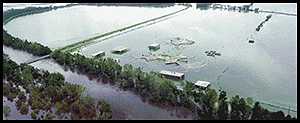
(196, 3, 260, 13)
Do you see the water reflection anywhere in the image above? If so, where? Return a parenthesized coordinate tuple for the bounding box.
(3, 3, 297, 117)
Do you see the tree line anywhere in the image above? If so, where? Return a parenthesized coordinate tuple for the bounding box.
(3, 4, 78, 25)
(51, 50, 296, 120)
(3, 54, 112, 120)
(3, 30, 52, 56)
(3, 5, 297, 120)
(3, 6, 53, 25)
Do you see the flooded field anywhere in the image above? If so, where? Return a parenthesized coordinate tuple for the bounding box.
(79, 4, 296, 110)
(3, 3, 297, 118)
(3, 45, 193, 120)
(4, 5, 185, 49)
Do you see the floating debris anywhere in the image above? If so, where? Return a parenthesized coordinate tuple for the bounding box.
(138, 52, 190, 65)
(256, 14, 272, 32)
(215, 53, 221, 56)
(165, 59, 180, 65)
(178, 55, 188, 62)
(170, 37, 195, 46)
(205, 50, 221, 57)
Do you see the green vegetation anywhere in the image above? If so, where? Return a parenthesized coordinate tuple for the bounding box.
(51, 50, 179, 105)
(3, 30, 52, 56)
(51, 50, 296, 120)
(3, 4, 296, 120)
(3, 54, 112, 120)
(3, 106, 11, 118)
(217, 91, 229, 120)
(3, 6, 52, 25)
(31, 111, 37, 119)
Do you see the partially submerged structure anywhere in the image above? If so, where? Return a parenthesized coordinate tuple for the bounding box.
(249, 40, 255, 43)
(170, 37, 195, 46)
(194, 81, 211, 89)
(92, 51, 105, 58)
(148, 43, 160, 50)
(159, 70, 185, 80)
(165, 59, 179, 65)
(111, 47, 129, 54)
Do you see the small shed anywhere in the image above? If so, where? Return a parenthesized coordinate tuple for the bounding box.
(194, 81, 211, 89)
(159, 70, 185, 80)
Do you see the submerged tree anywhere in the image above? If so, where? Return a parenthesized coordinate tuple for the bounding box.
(3, 106, 11, 118)
(217, 90, 229, 120)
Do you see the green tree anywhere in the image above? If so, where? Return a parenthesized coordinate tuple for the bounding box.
(96, 100, 112, 120)
(217, 90, 229, 120)
(31, 111, 37, 120)
(230, 95, 252, 120)
(199, 88, 218, 120)
(230, 95, 241, 120)
(19, 103, 29, 115)
(3, 106, 11, 118)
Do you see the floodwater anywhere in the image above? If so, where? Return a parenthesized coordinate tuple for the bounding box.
(3, 46, 193, 120)
(80, 4, 297, 111)
(4, 5, 185, 49)
(3, 3, 297, 117)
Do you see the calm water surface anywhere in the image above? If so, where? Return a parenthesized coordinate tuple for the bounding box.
(3, 3, 297, 116)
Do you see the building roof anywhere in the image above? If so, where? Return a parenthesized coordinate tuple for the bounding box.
(194, 81, 211, 88)
(149, 43, 160, 47)
(159, 70, 184, 77)
(179, 55, 188, 59)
